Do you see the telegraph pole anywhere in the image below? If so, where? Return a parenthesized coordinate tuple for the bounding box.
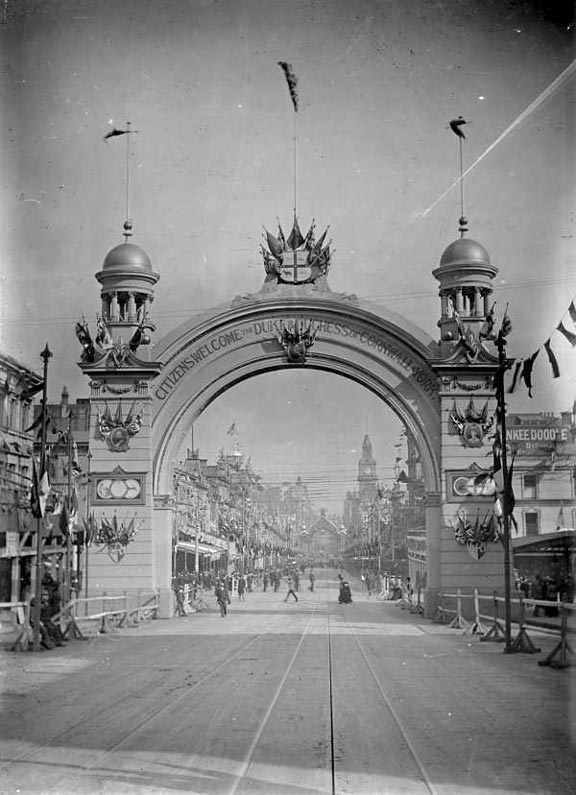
(495, 328, 513, 654)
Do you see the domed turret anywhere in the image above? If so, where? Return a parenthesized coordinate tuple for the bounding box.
(102, 242, 153, 273)
(94, 221, 160, 348)
(438, 237, 491, 270)
(432, 219, 498, 349)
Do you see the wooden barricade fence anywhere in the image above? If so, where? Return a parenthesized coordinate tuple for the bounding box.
(0, 601, 32, 652)
(435, 589, 574, 665)
(52, 590, 160, 639)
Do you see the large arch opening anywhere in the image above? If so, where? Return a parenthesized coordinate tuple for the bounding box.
(191, 368, 407, 507)
(151, 295, 442, 498)
(148, 292, 444, 605)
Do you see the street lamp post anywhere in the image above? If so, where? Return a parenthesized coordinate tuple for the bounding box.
(33, 343, 52, 653)
(83, 450, 92, 602)
(195, 497, 205, 576)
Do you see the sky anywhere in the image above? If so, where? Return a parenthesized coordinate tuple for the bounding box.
(1, 0, 575, 512)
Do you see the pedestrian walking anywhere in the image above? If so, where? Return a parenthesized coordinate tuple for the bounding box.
(309, 570, 315, 592)
(237, 574, 246, 601)
(263, 571, 269, 592)
(284, 575, 298, 602)
(215, 579, 228, 617)
(365, 572, 373, 597)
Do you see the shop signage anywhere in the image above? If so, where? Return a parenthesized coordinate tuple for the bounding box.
(506, 425, 569, 454)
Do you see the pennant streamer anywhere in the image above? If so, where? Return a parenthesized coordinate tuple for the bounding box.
(508, 294, 576, 396)
(544, 338, 560, 378)
(557, 320, 576, 346)
(507, 360, 522, 394)
(278, 61, 299, 112)
(520, 350, 539, 398)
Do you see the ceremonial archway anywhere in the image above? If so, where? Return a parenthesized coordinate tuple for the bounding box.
(80, 217, 505, 617)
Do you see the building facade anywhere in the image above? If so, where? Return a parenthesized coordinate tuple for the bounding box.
(0, 351, 43, 602)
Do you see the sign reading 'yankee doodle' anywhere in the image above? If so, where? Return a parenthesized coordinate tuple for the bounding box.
(155, 317, 437, 400)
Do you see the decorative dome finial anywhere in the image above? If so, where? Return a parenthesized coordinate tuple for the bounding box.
(123, 219, 133, 243)
(458, 215, 468, 237)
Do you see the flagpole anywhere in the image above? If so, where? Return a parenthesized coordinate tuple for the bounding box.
(125, 120, 131, 224)
(65, 409, 73, 605)
(496, 330, 513, 654)
(84, 451, 92, 605)
(293, 111, 298, 219)
(33, 343, 52, 652)
(459, 135, 465, 227)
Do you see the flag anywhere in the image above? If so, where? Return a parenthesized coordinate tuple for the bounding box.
(227, 423, 236, 436)
(556, 505, 567, 531)
(278, 61, 299, 112)
(449, 116, 467, 139)
(557, 320, 576, 346)
(506, 453, 517, 524)
(569, 300, 576, 325)
(265, 230, 284, 259)
(479, 302, 496, 339)
(95, 316, 113, 349)
(31, 459, 50, 519)
(520, 350, 539, 398)
(507, 360, 522, 394)
(493, 447, 517, 532)
(21, 380, 45, 401)
(287, 215, 305, 249)
(103, 126, 138, 140)
(59, 499, 70, 537)
(25, 411, 43, 434)
(499, 311, 512, 339)
(75, 319, 95, 362)
(544, 338, 560, 378)
(71, 441, 82, 477)
(68, 486, 78, 521)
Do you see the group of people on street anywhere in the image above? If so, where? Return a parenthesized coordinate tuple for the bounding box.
(173, 564, 370, 618)
(515, 571, 575, 615)
(30, 572, 68, 649)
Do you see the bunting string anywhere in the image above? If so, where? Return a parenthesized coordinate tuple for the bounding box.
(508, 297, 576, 397)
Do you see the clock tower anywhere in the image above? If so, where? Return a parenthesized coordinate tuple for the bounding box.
(358, 434, 378, 505)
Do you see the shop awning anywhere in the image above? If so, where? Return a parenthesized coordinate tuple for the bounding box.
(512, 530, 575, 556)
(175, 540, 225, 556)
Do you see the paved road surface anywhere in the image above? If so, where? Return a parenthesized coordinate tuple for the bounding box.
(1, 569, 575, 794)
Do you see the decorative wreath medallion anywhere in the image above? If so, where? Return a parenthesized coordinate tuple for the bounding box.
(97, 403, 143, 452)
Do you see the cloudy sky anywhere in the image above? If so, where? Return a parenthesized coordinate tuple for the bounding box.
(1, 0, 575, 511)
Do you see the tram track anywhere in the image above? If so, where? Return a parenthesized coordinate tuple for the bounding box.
(333, 589, 438, 795)
(0, 616, 283, 779)
(3, 576, 440, 794)
(226, 576, 438, 794)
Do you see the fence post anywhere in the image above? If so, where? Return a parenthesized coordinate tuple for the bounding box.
(510, 593, 541, 654)
(480, 590, 506, 642)
(435, 592, 446, 623)
(409, 586, 424, 615)
(448, 588, 470, 630)
(465, 588, 488, 636)
(538, 604, 573, 669)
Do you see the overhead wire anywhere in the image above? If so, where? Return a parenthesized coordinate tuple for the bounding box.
(0, 274, 573, 330)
